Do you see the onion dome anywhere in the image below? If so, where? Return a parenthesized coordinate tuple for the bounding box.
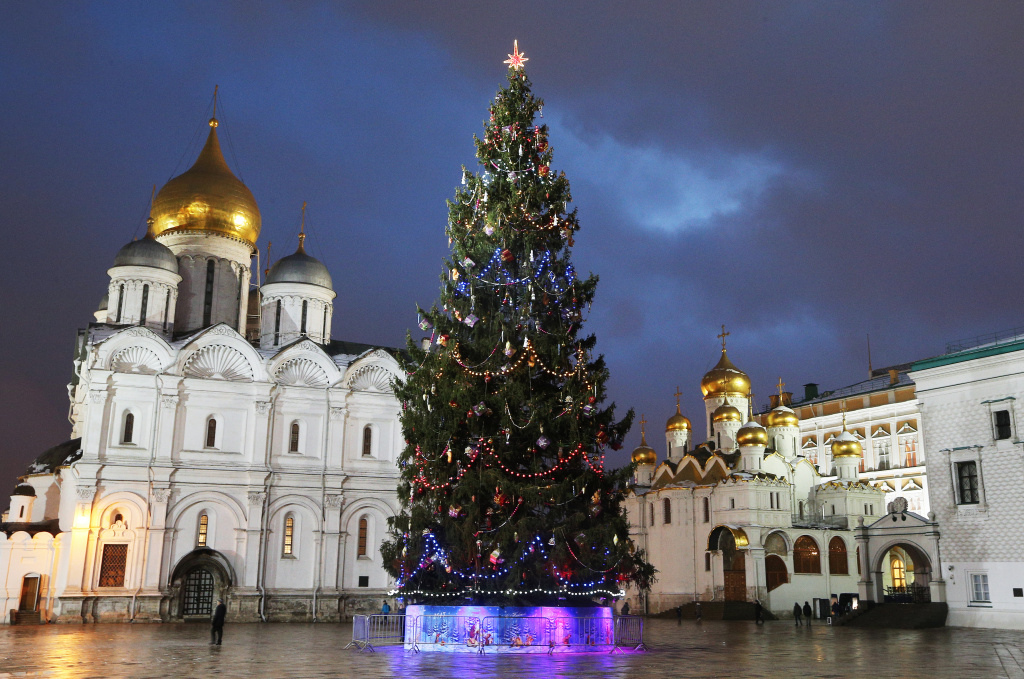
(737, 421, 769, 447)
(12, 483, 36, 497)
(150, 116, 261, 246)
(112, 226, 179, 273)
(266, 236, 333, 289)
(766, 406, 799, 428)
(631, 416, 657, 465)
(701, 350, 750, 398)
(666, 403, 691, 432)
(831, 430, 863, 459)
(712, 403, 743, 423)
(97, 292, 109, 313)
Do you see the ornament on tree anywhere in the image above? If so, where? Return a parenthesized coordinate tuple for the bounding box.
(501, 249, 514, 263)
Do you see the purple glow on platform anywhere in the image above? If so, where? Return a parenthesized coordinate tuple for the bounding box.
(404, 605, 618, 653)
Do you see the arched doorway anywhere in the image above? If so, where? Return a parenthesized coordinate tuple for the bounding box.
(169, 549, 235, 620)
(709, 526, 748, 601)
(764, 532, 789, 592)
(874, 542, 932, 603)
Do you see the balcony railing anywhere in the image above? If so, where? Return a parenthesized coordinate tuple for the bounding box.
(946, 325, 1024, 354)
(791, 515, 848, 529)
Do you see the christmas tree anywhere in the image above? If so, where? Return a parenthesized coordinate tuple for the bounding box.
(382, 42, 654, 606)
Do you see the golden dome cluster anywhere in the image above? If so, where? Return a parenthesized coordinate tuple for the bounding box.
(701, 350, 751, 399)
(767, 406, 799, 428)
(150, 117, 261, 247)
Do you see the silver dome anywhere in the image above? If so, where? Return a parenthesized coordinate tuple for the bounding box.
(113, 237, 179, 273)
(266, 250, 332, 289)
(97, 292, 109, 311)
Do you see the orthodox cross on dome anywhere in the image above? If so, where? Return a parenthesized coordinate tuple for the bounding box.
(504, 40, 529, 70)
(298, 201, 307, 251)
(717, 324, 730, 351)
(776, 377, 786, 399)
(674, 386, 682, 411)
(210, 84, 219, 128)
(639, 414, 648, 444)
(841, 400, 848, 430)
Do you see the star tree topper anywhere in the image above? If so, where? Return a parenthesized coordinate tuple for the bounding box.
(504, 40, 529, 70)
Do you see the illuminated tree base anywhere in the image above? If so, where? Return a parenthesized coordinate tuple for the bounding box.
(404, 604, 616, 653)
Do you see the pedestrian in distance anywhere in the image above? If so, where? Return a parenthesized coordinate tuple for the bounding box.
(754, 599, 764, 625)
(676, 605, 682, 625)
(803, 601, 813, 626)
(793, 602, 803, 627)
(381, 599, 391, 614)
(695, 601, 702, 623)
(621, 601, 630, 616)
(210, 599, 227, 645)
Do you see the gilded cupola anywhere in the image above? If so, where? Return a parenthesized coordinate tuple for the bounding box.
(666, 390, 691, 432)
(737, 421, 769, 447)
(766, 406, 799, 428)
(150, 115, 261, 247)
(712, 403, 743, 423)
(831, 430, 863, 459)
(631, 416, 657, 465)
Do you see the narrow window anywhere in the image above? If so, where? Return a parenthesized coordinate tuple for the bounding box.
(205, 418, 217, 448)
(123, 412, 135, 444)
(828, 536, 849, 575)
(891, 556, 907, 588)
(113, 513, 124, 526)
(197, 514, 208, 547)
(116, 284, 125, 323)
(649, 504, 654, 526)
(274, 300, 282, 345)
(729, 498, 735, 509)
(139, 284, 149, 325)
(19, 506, 25, 519)
(98, 544, 128, 587)
(362, 426, 372, 457)
(236, 273, 243, 330)
(704, 552, 711, 571)
(702, 497, 710, 523)
(994, 410, 1012, 440)
(203, 259, 215, 327)
(162, 290, 170, 332)
(300, 300, 308, 335)
(857, 546, 861, 575)
(283, 516, 294, 556)
(956, 461, 980, 504)
(289, 422, 300, 453)
(321, 305, 328, 342)
(971, 573, 991, 604)
(358, 517, 368, 557)
(798, 501, 804, 519)
(662, 498, 671, 524)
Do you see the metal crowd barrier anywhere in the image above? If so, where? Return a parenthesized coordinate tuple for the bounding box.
(345, 614, 408, 652)
(356, 613, 645, 654)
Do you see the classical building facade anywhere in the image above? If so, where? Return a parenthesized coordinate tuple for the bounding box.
(910, 334, 1024, 629)
(0, 113, 402, 624)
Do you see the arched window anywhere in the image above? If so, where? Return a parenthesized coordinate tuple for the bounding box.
(362, 426, 372, 457)
(116, 283, 125, 323)
(764, 532, 788, 556)
(274, 300, 282, 345)
(702, 496, 710, 523)
(203, 259, 215, 327)
(300, 300, 308, 335)
(705, 552, 711, 571)
(793, 536, 821, 574)
(283, 516, 295, 556)
(113, 513, 124, 525)
(766, 555, 788, 591)
(662, 498, 671, 524)
(123, 412, 135, 444)
(205, 418, 217, 449)
(891, 555, 906, 588)
(358, 517, 368, 557)
(140, 284, 149, 325)
(289, 422, 300, 453)
(197, 513, 208, 547)
(829, 536, 849, 575)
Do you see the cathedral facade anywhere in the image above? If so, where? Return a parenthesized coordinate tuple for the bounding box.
(0, 114, 402, 623)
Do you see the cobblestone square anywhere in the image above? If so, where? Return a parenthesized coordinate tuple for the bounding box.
(1, 619, 1023, 678)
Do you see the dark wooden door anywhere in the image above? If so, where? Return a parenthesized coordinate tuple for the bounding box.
(724, 552, 746, 601)
(19, 576, 39, 611)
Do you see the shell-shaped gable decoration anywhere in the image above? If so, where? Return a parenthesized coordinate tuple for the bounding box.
(276, 358, 329, 388)
(346, 364, 393, 392)
(183, 344, 254, 382)
(111, 346, 162, 374)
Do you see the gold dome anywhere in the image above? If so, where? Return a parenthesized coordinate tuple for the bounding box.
(712, 403, 743, 423)
(151, 118, 261, 247)
(666, 403, 691, 432)
(737, 421, 769, 447)
(632, 415, 657, 465)
(831, 431, 863, 459)
(766, 406, 799, 428)
(701, 350, 751, 398)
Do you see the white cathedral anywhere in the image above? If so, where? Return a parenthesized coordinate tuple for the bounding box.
(0, 113, 402, 623)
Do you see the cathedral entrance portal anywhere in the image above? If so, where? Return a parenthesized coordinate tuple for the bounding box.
(709, 526, 750, 601)
(169, 549, 235, 620)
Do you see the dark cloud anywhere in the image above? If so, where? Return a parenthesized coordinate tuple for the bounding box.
(0, 2, 1021, 495)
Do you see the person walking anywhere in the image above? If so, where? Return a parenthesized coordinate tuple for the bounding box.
(695, 601, 702, 623)
(793, 602, 803, 627)
(754, 599, 764, 625)
(210, 599, 227, 645)
(803, 601, 813, 626)
(621, 601, 630, 616)
(676, 605, 683, 625)
(381, 599, 391, 614)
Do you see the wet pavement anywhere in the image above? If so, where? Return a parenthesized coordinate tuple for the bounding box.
(1, 618, 1023, 678)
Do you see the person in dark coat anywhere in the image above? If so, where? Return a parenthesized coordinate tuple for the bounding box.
(803, 601, 813, 626)
(754, 600, 764, 624)
(793, 602, 802, 626)
(695, 601, 702, 622)
(381, 600, 391, 614)
(211, 599, 227, 645)
(676, 605, 683, 625)
(621, 601, 630, 616)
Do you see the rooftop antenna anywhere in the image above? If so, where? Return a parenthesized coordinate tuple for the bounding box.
(867, 333, 873, 378)
(264, 241, 272, 279)
(210, 85, 219, 127)
(298, 201, 307, 252)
